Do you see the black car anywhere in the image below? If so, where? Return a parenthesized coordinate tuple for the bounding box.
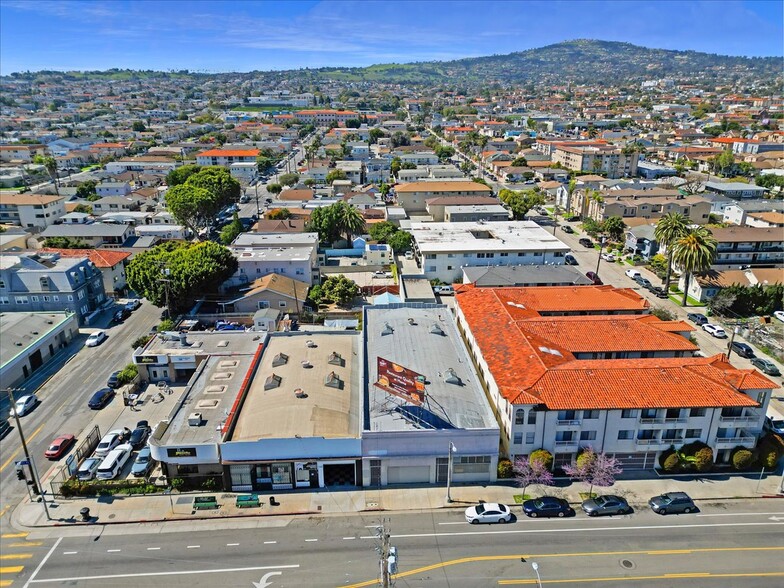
(651, 286, 669, 299)
(634, 276, 653, 289)
(107, 371, 121, 389)
(579, 238, 593, 248)
(113, 307, 131, 323)
(730, 341, 755, 359)
(522, 496, 573, 518)
(565, 254, 578, 266)
(566, 215, 581, 222)
(88, 388, 114, 409)
(687, 313, 708, 326)
(129, 421, 151, 449)
(561, 225, 574, 234)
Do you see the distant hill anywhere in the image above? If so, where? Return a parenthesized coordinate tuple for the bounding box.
(292, 39, 782, 86)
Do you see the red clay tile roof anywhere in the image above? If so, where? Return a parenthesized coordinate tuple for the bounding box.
(197, 149, 260, 157)
(40, 248, 131, 268)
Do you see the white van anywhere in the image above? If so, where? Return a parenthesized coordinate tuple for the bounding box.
(433, 285, 455, 296)
(96, 444, 132, 480)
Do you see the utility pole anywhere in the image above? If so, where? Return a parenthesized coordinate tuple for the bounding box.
(8, 388, 51, 520)
(446, 441, 457, 503)
(595, 236, 606, 275)
(376, 520, 393, 588)
(254, 181, 260, 220)
(726, 326, 741, 359)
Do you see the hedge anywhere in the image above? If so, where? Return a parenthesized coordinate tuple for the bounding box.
(497, 458, 514, 479)
(529, 449, 553, 470)
(731, 448, 755, 471)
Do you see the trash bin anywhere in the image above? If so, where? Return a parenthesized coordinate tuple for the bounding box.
(79, 507, 91, 521)
(269, 496, 277, 506)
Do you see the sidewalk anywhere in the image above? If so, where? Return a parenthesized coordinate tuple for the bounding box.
(12, 469, 784, 531)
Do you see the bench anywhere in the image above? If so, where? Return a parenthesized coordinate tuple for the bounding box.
(236, 494, 261, 508)
(193, 496, 218, 510)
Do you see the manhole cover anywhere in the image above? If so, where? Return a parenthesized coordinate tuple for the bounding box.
(621, 559, 635, 569)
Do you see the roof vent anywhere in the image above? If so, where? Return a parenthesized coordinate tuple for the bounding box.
(407, 317, 417, 326)
(294, 388, 308, 399)
(506, 301, 526, 309)
(205, 385, 227, 395)
(444, 368, 461, 385)
(217, 340, 229, 347)
(272, 353, 289, 367)
(538, 346, 563, 357)
(327, 351, 345, 367)
(324, 371, 343, 389)
(301, 359, 313, 368)
(264, 373, 282, 390)
(187, 413, 203, 426)
(430, 324, 445, 336)
(306, 340, 317, 348)
(381, 322, 394, 336)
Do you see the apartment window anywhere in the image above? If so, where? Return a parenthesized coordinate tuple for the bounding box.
(621, 409, 637, 419)
(528, 411, 537, 425)
(453, 455, 491, 474)
(425, 254, 436, 259)
(15, 296, 29, 304)
(67, 295, 74, 302)
(583, 410, 599, 420)
(500, 253, 509, 257)
(580, 430, 597, 441)
(515, 409, 525, 425)
(427, 266, 436, 272)
(617, 430, 633, 440)
(77, 290, 85, 300)
(641, 408, 658, 419)
(53, 295, 59, 302)
(0, 297, 9, 304)
(31, 296, 39, 302)
(685, 429, 702, 439)
(0, 279, 5, 289)
(513, 433, 523, 445)
(526, 432, 535, 444)
(278, 301, 287, 307)
(690, 408, 706, 418)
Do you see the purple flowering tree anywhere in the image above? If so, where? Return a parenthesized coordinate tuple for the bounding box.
(513, 456, 554, 498)
(563, 447, 623, 496)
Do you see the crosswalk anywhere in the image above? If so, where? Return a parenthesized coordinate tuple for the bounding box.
(0, 531, 35, 587)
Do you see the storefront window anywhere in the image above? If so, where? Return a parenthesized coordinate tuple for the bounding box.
(271, 463, 292, 485)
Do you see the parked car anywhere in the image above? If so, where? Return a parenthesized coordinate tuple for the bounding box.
(650, 286, 668, 299)
(585, 271, 603, 285)
(635, 276, 653, 290)
(131, 447, 156, 478)
(578, 238, 593, 248)
(76, 457, 102, 481)
(764, 416, 784, 435)
(85, 330, 107, 347)
(581, 495, 631, 517)
(433, 285, 455, 296)
(523, 496, 573, 518)
(564, 254, 578, 266)
(625, 269, 641, 279)
(566, 215, 581, 222)
(751, 357, 781, 377)
(95, 431, 123, 457)
(687, 313, 708, 326)
(106, 371, 121, 389)
(702, 323, 727, 338)
(464, 502, 512, 524)
(774, 310, 784, 323)
(600, 253, 616, 262)
(113, 307, 131, 323)
(96, 444, 132, 480)
(9, 394, 38, 417)
(88, 387, 114, 409)
(404, 251, 414, 260)
(730, 342, 755, 359)
(129, 421, 151, 449)
(561, 225, 574, 234)
(44, 434, 76, 459)
(648, 492, 696, 515)
(125, 299, 142, 311)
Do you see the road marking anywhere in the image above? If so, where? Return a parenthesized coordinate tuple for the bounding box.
(263, 541, 276, 545)
(1, 580, 13, 587)
(106, 549, 121, 553)
(359, 520, 784, 540)
(305, 539, 318, 542)
(0, 554, 32, 561)
(498, 571, 784, 585)
(226, 543, 239, 547)
(186, 545, 200, 549)
(27, 564, 300, 584)
(9, 543, 41, 548)
(697, 512, 784, 517)
(0, 534, 27, 539)
(0, 423, 45, 473)
(62, 552, 78, 555)
(0, 566, 24, 574)
(0, 505, 10, 518)
(343, 537, 356, 540)
(438, 522, 469, 525)
(146, 548, 160, 551)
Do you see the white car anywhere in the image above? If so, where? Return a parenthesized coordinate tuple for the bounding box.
(95, 431, 123, 457)
(702, 323, 727, 338)
(76, 457, 102, 481)
(9, 394, 38, 417)
(625, 269, 641, 279)
(774, 310, 784, 323)
(465, 502, 512, 524)
(85, 330, 107, 347)
(601, 253, 617, 262)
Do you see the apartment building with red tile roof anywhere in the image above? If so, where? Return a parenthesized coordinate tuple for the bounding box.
(454, 285, 776, 470)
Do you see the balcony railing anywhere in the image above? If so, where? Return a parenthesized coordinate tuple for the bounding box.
(556, 419, 581, 426)
(719, 415, 760, 424)
(635, 438, 662, 446)
(555, 440, 579, 447)
(638, 417, 664, 425)
(714, 436, 756, 448)
(663, 417, 687, 423)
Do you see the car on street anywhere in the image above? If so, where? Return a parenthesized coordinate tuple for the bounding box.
(88, 387, 114, 409)
(566, 215, 581, 222)
(129, 421, 151, 449)
(773, 310, 784, 323)
(585, 271, 603, 285)
(687, 313, 709, 326)
(600, 253, 616, 262)
(751, 357, 781, 377)
(764, 416, 784, 436)
(648, 491, 696, 515)
(581, 495, 631, 517)
(702, 323, 727, 338)
(730, 341, 755, 359)
(125, 299, 142, 311)
(625, 269, 641, 279)
(95, 431, 124, 457)
(579, 238, 593, 248)
(131, 447, 156, 477)
(9, 394, 38, 417)
(85, 330, 107, 347)
(405, 251, 414, 260)
(464, 502, 512, 524)
(44, 434, 76, 459)
(433, 285, 455, 296)
(107, 371, 121, 389)
(564, 254, 578, 265)
(76, 457, 102, 481)
(650, 286, 668, 299)
(113, 307, 131, 323)
(561, 225, 574, 234)
(523, 496, 573, 518)
(635, 276, 653, 290)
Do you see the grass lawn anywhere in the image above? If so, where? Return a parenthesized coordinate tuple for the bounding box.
(579, 492, 598, 500)
(513, 494, 532, 503)
(668, 291, 706, 307)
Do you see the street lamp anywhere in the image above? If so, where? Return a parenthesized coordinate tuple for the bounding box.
(595, 236, 606, 275)
(531, 562, 542, 588)
(445, 441, 457, 503)
(8, 388, 50, 521)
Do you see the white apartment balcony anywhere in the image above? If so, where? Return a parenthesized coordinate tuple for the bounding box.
(718, 414, 761, 425)
(555, 440, 580, 449)
(714, 436, 756, 449)
(638, 417, 665, 425)
(556, 419, 581, 427)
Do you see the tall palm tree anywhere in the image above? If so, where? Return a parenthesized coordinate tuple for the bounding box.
(337, 202, 365, 242)
(654, 212, 690, 293)
(671, 227, 717, 307)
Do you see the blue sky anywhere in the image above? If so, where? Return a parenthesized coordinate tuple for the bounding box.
(1, 0, 781, 73)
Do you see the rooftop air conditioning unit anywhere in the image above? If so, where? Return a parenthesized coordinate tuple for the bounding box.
(188, 413, 203, 427)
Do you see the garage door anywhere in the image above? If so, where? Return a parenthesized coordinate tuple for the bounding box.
(387, 465, 430, 484)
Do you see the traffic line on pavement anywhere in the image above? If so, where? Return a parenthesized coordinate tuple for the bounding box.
(106, 549, 121, 553)
(186, 545, 200, 549)
(0, 555, 32, 561)
(226, 543, 239, 547)
(0, 534, 27, 539)
(0, 424, 45, 473)
(146, 548, 160, 551)
(62, 552, 77, 556)
(498, 571, 784, 585)
(0, 505, 10, 518)
(1, 580, 13, 587)
(696, 512, 784, 517)
(9, 543, 40, 548)
(305, 539, 318, 542)
(263, 541, 276, 544)
(0, 567, 24, 574)
(27, 564, 300, 584)
(343, 537, 356, 540)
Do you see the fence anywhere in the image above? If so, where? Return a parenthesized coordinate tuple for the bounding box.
(50, 425, 101, 497)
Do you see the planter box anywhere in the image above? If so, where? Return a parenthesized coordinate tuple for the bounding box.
(193, 495, 218, 510)
(236, 494, 261, 508)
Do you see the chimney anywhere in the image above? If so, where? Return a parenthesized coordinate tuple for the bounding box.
(179, 331, 188, 346)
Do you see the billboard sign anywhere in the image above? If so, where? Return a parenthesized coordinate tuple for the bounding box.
(375, 357, 426, 406)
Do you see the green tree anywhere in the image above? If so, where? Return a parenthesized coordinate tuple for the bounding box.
(390, 157, 402, 177)
(165, 184, 218, 232)
(186, 166, 241, 207)
(325, 169, 347, 184)
(267, 183, 282, 195)
(434, 145, 455, 161)
(498, 188, 544, 220)
(654, 212, 690, 293)
(166, 164, 201, 186)
(319, 274, 359, 306)
(278, 173, 300, 187)
(712, 150, 735, 176)
(671, 227, 717, 307)
(72, 203, 92, 214)
(126, 241, 238, 313)
(306, 201, 365, 244)
(368, 221, 397, 243)
(510, 156, 528, 167)
(267, 208, 292, 220)
(132, 121, 146, 132)
(76, 180, 98, 199)
(33, 155, 59, 195)
(601, 215, 626, 241)
(345, 118, 361, 128)
(387, 230, 412, 252)
(368, 128, 384, 145)
(219, 213, 244, 245)
(43, 237, 89, 249)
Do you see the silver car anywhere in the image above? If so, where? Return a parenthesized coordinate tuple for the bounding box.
(581, 495, 631, 516)
(465, 502, 512, 524)
(76, 457, 102, 481)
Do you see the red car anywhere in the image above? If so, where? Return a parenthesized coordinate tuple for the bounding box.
(44, 434, 75, 459)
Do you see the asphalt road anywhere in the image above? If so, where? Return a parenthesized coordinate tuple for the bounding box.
(13, 500, 784, 588)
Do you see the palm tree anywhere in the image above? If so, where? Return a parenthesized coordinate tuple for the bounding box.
(654, 212, 690, 293)
(336, 202, 365, 242)
(671, 227, 717, 307)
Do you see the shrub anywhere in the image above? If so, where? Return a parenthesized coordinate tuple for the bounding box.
(116, 364, 138, 386)
(659, 448, 676, 469)
(497, 458, 514, 479)
(663, 453, 681, 472)
(131, 334, 152, 350)
(693, 447, 714, 472)
(731, 448, 755, 471)
(755, 433, 784, 469)
(575, 449, 597, 470)
(529, 449, 553, 471)
(680, 440, 710, 457)
(170, 478, 185, 491)
(158, 318, 176, 332)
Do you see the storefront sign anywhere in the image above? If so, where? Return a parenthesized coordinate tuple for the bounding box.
(375, 357, 426, 406)
(134, 354, 167, 366)
(167, 447, 198, 458)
